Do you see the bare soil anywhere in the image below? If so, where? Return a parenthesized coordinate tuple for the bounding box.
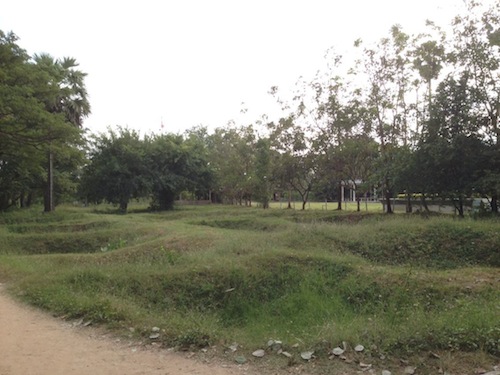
(0, 284, 254, 375)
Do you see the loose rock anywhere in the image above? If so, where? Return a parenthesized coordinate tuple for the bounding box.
(252, 349, 265, 358)
(267, 339, 282, 351)
(300, 351, 314, 361)
(382, 371, 392, 375)
(151, 327, 160, 333)
(354, 344, 364, 352)
(332, 347, 344, 356)
(404, 366, 416, 374)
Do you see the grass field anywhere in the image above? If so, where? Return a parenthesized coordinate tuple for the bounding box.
(0, 203, 498, 374)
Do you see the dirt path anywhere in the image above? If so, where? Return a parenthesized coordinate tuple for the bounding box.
(0, 284, 254, 375)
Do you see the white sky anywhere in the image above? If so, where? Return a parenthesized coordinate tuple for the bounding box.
(0, 0, 481, 136)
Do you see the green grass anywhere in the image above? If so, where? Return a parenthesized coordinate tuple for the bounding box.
(0, 203, 498, 373)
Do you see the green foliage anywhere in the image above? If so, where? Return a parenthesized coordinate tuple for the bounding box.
(146, 133, 212, 210)
(206, 125, 257, 205)
(80, 128, 149, 213)
(80, 129, 213, 212)
(268, 116, 316, 210)
(0, 31, 87, 212)
(413, 39, 446, 83)
(33, 54, 90, 128)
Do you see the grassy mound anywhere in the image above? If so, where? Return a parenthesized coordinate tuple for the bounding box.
(0, 204, 498, 373)
(327, 216, 500, 267)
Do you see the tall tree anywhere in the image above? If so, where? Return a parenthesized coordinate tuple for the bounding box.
(449, 1, 500, 212)
(183, 126, 215, 201)
(359, 25, 413, 213)
(421, 72, 487, 217)
(207, 124, 257, 205)
(0, 31, 78, 210)
(34, 54, 90, 212)
(80, 128, 148, 213)
(310, 68, 371, 210)
(145, 132, 212, 210)
(412, 23, 447, 117)
(268, 116, 315, 210)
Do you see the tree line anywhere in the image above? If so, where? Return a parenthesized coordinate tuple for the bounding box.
(1, 1, 499, 216)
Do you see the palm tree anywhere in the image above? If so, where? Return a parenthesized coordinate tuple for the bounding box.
(34, 54, 91, 211)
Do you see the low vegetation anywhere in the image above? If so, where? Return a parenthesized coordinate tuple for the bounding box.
(0, 204, 499, 374)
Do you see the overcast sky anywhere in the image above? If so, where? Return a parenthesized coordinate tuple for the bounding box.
(1, 1, 486, 136)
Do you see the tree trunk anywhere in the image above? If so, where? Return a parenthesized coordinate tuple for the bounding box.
(20, 191, 26, 208)
(158, 189, 175, 211)
(491, 194, 498, 214)
(337, 182, 342, 210)
(119, 199, 128, 214)
(385, 193, 393, 214)
(456, 198, 464, 218)
(406, 192, 412, 213)
(385, 178, 393, 214)
(44, 151, 54, 212)
(287, 189, 292, 209)
(299, 190, 309, 211)
(357, 197, 361, 212)
(421, 194, 430, 212)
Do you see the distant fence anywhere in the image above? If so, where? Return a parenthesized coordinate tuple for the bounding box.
(381, 199, 478, 214)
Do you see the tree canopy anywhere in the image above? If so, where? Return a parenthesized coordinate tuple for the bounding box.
(2, 1, 500, 215)
(0, 31, 86, 210)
